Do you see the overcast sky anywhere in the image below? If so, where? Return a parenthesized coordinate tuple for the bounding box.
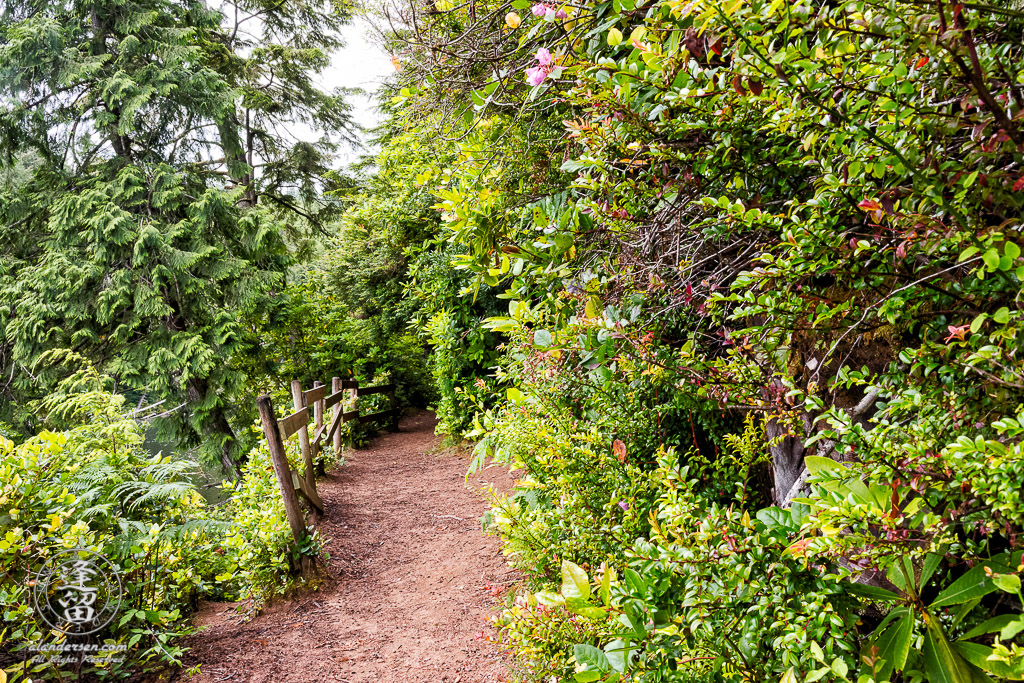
(314, 17, 395, 167)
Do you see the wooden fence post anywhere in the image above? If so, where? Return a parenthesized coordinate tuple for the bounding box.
(313, 380, 325, 475)
(256, 395, 312, 576)
(331, 376, 343, 456)
(291, 379, 314, 487)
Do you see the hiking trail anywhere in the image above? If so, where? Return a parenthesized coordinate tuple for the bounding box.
(180, 411, 516, 683)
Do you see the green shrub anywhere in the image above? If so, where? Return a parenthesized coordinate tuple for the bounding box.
(0, 362, 323, 680)
(0, 368, 226, 679)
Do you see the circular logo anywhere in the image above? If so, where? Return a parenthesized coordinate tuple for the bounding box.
(32, 549, 122, 635)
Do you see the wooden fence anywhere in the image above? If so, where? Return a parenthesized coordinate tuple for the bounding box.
(255, 377, 398, 573)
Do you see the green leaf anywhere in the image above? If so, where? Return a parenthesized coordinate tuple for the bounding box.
(923, 614, 983, 683)
(605, 639, 629, 673)
(932, 565, 997, 607)
(873, 610, 914, 670)
(983, 247, 1001, 270)
(600, 564, 613, 606)
(573, 644, 611, 673)
(533, 329, 553, 347)
(993, 307, 1010, 324)
(506, 387, 524, 403)
(953, 642, 1022, 680)
(562, 560, 591, 600)
(952, 598, 982, 626)
(970, 313, 988, 334)
(623, 568, 646, 596)
(959, 246, 980, 262)
(756, 506, 796, 531)
(846, 582, 903, 602)
(921, 550, 945, 588)
(565, 597, 607, 619)
(960, 614, 1024, 641)
(991, 573, 1021, 595)
(805, 455, 846, 476)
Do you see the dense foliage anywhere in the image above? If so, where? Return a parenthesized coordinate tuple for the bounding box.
(373, 0, 1024, 678)
(0, 357, 322, 680)
(5, 0, 1024, 678)
(0, 0, 354, 473)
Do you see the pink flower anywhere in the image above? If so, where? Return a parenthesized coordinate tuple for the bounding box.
(531, 3, 550, 16)
(554, 8, 568, 18)
(525, 66, 548, 86)
(536, 47, 552, 66)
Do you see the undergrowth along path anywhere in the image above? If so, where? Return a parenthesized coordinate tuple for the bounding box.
(182, 411, 515, 683)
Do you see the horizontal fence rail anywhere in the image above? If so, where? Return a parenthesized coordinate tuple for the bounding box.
(255, 376, 398, 574)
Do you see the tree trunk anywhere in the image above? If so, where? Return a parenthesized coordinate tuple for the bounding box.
(186, 376, 244, 478)
(767, 414, 808, 506)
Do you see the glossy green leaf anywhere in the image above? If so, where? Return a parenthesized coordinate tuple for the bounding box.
(923, 614, 983, 683)
(960, 614, 1024, 641)
(953, 642, 1022, 680)
(932, 565, 997, 608)
(562, 560, 591, 600)
(873, 609, 914, 670)
(573, 643, 611, 673)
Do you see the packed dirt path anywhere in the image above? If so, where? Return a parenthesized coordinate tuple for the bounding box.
(181, 411, 517, 683)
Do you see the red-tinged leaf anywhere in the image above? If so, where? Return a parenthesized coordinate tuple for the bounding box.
(732, 75, 745, 95)
(915, 55, 929, 69)
(710, 37, 723, 55)
(1013, 175, 1024, 192)
(748, 78, 763, 96)
(613, 439, 627, 463)
(785, 538, 812, 557)
(858, 199, 882, 211)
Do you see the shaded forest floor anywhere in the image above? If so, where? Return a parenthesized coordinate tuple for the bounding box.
(179, 411, 516, 683)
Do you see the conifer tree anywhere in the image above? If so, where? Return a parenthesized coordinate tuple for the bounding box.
(0, 0, 355, 474)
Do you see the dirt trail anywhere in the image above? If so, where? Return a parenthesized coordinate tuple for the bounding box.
(181, 411, 516, 683)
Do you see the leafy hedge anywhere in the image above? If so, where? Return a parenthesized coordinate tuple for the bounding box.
(0, 361, 326, 680)
(378, 0, 1024, 678)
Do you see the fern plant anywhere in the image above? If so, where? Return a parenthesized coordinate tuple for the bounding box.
(0, 358, 238, 680)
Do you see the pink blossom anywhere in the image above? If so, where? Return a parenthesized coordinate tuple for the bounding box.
(525, 66, 548, 86)
(535, 47, 552, 65)
(531, 3, 550, 16)
(554, 8, 568, 18)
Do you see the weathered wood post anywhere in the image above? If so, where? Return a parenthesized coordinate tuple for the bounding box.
(256, 395, 312, 576)
(313, 380, 324, 475)
(312, 380, 324, 433)
(331, 376, 343, 456)
(291, 379, 315, 488)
